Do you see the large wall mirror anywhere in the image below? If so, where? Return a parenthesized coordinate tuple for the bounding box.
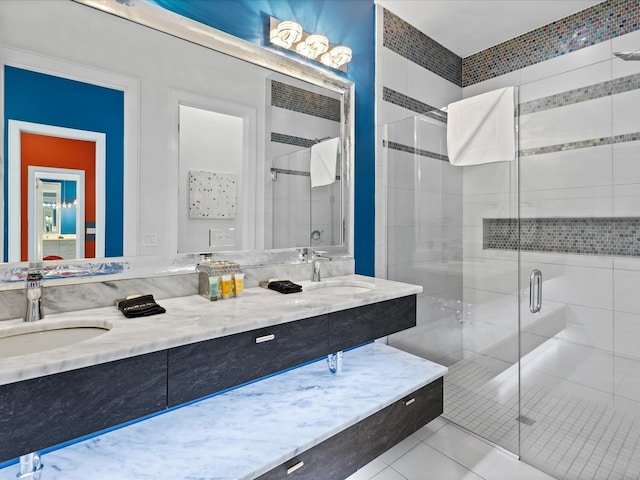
(0, 0, 354, 268)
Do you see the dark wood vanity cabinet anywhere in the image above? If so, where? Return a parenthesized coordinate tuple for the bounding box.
(167, 314, 330, 407)
(358, 377, 443, 468)
(169, 295, 417, 406)
(0, 294, 422, 466)
(329, 295, 416, 352)
(0, 351, 167, 462)
(255, 425, 359, 480)
(255, 377, 444, 480)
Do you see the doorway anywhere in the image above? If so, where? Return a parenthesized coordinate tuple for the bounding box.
(7, 120, 105, 261)
(29, 168, 85, 261)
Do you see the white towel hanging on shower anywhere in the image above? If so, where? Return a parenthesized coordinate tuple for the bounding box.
(310, 137, 339, 188)
(446, 86, 516, 166)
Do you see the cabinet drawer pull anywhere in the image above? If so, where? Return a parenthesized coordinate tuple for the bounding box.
(404, 398, 416, 406)
(286, 461, 304, 474)
(255, 334, 275, 344)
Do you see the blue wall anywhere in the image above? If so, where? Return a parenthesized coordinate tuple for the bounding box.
(153, 0, 376, 275)
(3, 66, 125, 260)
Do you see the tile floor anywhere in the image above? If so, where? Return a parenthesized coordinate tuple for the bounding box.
(346, 417, 556, 480)
(445, 349, 640, 480)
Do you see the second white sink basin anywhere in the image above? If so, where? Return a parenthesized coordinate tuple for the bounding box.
(0, 320, 111, 358)
(305, 280, 375, 295)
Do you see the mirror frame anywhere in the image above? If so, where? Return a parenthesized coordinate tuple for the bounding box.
(76, 0, 355, 258)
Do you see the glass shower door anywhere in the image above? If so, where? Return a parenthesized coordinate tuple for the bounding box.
(517, 46, 640, 478)
(385, 115, 521, 454)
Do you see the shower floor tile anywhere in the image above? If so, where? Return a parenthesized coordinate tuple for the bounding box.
(444, 356, 640, 480)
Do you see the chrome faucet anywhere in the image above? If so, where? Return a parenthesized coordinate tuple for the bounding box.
(17, 452, 43, 479)
(24, 271, 44, 322)
(311, 250, 332, 282)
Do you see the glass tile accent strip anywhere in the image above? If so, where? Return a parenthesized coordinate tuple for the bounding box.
(484, 217, 640, 257)
(271, 80, 340, 121)
(382, 8, 462, 87)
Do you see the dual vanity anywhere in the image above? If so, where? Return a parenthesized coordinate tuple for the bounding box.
(0, 274, 446, 480)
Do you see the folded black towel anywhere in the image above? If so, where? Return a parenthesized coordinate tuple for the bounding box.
(268, 280, 302, 294)
(116, 294, 166, 318)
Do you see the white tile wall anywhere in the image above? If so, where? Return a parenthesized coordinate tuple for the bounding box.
(520, 145, 612, 192)
(379, 6, 640, 476)
(519, 97, 612, 150)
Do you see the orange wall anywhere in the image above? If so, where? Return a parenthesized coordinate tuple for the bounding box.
(20, 132, 96, 260)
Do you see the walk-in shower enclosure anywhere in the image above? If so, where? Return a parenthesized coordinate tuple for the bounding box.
(385, 32, 640, 477)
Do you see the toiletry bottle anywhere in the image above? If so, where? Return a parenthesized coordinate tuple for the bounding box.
(208, 275, 219, 301)
(233, 273, 244, 296)
(221, 274, 232, 299)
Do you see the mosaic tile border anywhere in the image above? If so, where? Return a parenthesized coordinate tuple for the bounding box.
(271, 81, 340, 121)
(521, 132, 640, 157)
(271, 132, 316, 148)
(383, 8, 462, 87)
(521, 72, 640, 116)
(463, 0, 640, 87)
(383, 87, 447, 123)
(484, 217, 640, 257)
(386, 140, 449, 162)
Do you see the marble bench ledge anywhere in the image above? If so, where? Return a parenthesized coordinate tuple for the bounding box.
(0, 343, 447, 480)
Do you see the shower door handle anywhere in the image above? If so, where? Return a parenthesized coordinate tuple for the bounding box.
(529, 269, 542, 314)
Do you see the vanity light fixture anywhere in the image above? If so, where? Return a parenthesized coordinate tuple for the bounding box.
(270, 20, 302, 49)
(296, 34, 329, 59)
(320, 45, 352, 69)
(269, 17, 352, 72)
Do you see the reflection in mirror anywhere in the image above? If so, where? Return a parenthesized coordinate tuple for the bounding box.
(0, 0, 353, 270)
(267, 76, 342, 249)
(32, 170, 85, 261)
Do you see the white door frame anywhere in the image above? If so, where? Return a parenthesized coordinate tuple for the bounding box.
(8, 120, 105, 262)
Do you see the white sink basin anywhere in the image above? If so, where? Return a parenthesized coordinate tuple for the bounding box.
(304, 280, 375, 295)
(0, 320, 111, 358)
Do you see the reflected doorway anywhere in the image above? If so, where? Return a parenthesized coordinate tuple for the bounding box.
(29, 168, 85, 261)
(7, 120, 105, 261)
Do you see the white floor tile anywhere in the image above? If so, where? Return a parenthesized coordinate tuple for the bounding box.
(370, 467, 408, 480)
(391, 442, 484, 480)
(413, 416, 447, 441)
(379, 435, 421, 465)
(345, 458, 387, 480)
(427, 424, 555, 480)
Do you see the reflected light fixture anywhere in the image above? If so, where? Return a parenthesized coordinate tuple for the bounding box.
(269, 17, 352, 71)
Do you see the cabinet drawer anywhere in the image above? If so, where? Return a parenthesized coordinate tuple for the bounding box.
(328, 303, 382, 352)
(167, 315, 329, 406)
(357, 378, 443, 468)
(0, 351, 167, 463)
(411, 377, 443, 430)
(328, 295, 417, 352)
(255, 424, 358, 480)
(376, 296, 416, 338)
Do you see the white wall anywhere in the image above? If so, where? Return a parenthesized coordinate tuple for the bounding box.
(178, 106, 243, 253)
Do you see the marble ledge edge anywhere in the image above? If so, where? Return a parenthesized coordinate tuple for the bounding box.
(246, 366, 447, 479)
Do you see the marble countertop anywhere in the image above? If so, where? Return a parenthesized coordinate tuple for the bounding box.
(0, 343, 447, 480)
(0, 274, 422, 386)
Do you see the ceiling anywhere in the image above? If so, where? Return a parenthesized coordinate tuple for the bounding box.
(375, 0, 605, 57)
